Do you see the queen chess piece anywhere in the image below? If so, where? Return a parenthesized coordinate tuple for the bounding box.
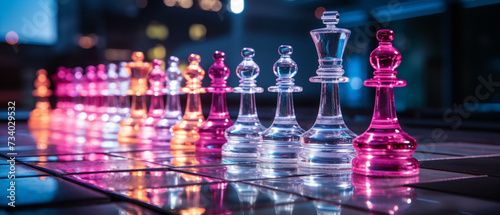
(222, 48, 266, 158)
(155, 56, 184, 144)
(170, 54, 206, 151)
(195, 51, 234, 154)
(298, 11, 358, 169)
(257, 45, 305, 163)
(352, 29, 419, 177)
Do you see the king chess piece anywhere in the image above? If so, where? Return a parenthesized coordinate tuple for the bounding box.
(222, 48, 266, 158)
(28, 69, 52, 129)
(352, 29, 419, 177)
(138, 59, 166, 143)
(195, 51, 234, 154)
(258, 45, 305, 163)
(298, 11, 358, 169)
(155, 56, 184, 144)
(118, 52, 152, 144)
(170, 54, 206, 151)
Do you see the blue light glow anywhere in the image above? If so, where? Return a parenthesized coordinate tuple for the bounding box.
(230, 0, 244, 14)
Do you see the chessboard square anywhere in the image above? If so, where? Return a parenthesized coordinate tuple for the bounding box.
(409, 177, 500, 202)
(0, 202, 162, 215)
(416, 142, 500, 156)
(29, 159, 165, 175)
(0, 163, 49, 179)
(420, 156, 500, 177)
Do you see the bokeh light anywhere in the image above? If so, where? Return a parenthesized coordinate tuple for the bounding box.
(136, 0, 147, 8)
(179, 0, 193, 9)
(147, 44, 167, 60)
(5, 31, 19, 45)
(229, 0, 244, 14)
(78, 36, 95, 49)
(189, 24, 207, 41)
(164, 0, 176, 7)
(146, 22, 169, 40)
(315, 7, 326, 19)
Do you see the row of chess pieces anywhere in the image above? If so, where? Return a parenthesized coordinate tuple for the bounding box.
(29, 11, 419, 177)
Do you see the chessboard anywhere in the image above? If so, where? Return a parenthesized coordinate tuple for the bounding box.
(2, 122, 500, 214)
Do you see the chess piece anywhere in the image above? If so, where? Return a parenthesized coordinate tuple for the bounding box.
(222, 48, 266, 158)
(63, 68, 76, 134)
(74, 67, 88, 139)
(87, 64, 107, 139)
(298, 11, 358, 169)
(49, 66, 68, 132)
(101, 63, 123, 140)
(28, 69, 52, 129)
(137, 59, 166, 143)
(170, 54, 206, 150)
(195, 51, 234, 153)
(258, 45, 305, 163)
(155, 56, 183, 143)
(352, 29, 419, 177)
(118, 52, 152, 143)
(118, 62, 131, 118)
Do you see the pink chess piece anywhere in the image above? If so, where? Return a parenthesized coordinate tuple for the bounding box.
(352, 29, 419, 177)
(195, 51, 234, 153)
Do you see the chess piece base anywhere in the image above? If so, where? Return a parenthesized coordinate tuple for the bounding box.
(118, 117, 144, 144)
(257, 141, 302, 163)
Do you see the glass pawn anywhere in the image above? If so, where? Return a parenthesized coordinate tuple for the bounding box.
(222, 48, 266, 158)
(101, 63, 123, 140)
(258, 45, 305, 163)
(170, 54, 206, 151)
(352, 29, 419, 177)
(155, 56, 184, 144)
(298, 11, 358, 169)
(195, 51, 234, 154)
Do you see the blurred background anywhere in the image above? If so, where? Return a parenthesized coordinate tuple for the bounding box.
(1, 0, 499, 133)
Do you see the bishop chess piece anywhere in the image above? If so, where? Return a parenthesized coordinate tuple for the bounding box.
(195, 51, 234, 153)
(222, 48, 266, 158)
(170, 54, 206, 150)
(258, 45, 305, 163)
(352, 29, 419, 177)
(298, 11, 358, 169)
(118, 52, 152, 144)
(138, 59, 166, 143)
(28, 69, 52, 129)
(155, 56, 183, 144)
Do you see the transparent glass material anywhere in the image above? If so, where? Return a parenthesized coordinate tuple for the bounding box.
(155, 56, 183, 144)
(101, 63, 124, 140)
(352, 29, 419, 177)
(223, 157, 260, 214)
(117, 62, 131, 118)
(87, 64, 107, 139)
(28, 69, 52, 129)
(118, 52, 151, 144)
(258, 45, 305, 163)
(170, 54, 206, 151)
(257, 163, 300, 214)
(195, 51, 234, 153)
(298, 11, 357, 169)
(138, 59, 166, 143)
(222, 48, 266, 158)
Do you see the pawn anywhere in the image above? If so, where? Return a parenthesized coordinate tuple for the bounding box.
(170, 54, 206, 150)
(117, 62, 131, 118)
(222, 48, 266, 158)
(138, 59, 166, 143)
(28, 69, 52, 129)
(352, 29, 419, 177)
(258, 45, 305, 163)
(155, 56, 184, 143)
(101, 63, 123, 140)
(195, 51, 234, 153)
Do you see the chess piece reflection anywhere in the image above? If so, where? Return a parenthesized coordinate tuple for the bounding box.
(352, 29, 419, 177)
(299, 11, 358, 169)
(352, 174, 418, 214)
(118, 52, 152, 144)
(258, 45, 305, 163)
(155, 56, 183, 144)
(138, 59, 166, 143)
(223, 158, 259, 214)
(195, 51, 234, 154)
(28, 69, 52, 129)
(170, 54, 206, 151)
(222, 48, 266, 158)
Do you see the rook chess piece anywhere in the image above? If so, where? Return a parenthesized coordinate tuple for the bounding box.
(170, 54, 206, 150)
(298, 11, 358, 169)
(155, 56, 184, 143)
(222, 48, 266, 158)
(352, 29, 419, 177)
(195, 51, 234, 153)
(118, 52, 152, 143)
(258, 45, 305, 163)
(28, 69, 52, 129)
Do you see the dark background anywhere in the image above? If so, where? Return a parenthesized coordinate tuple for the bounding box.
(1, 0, 499, 132)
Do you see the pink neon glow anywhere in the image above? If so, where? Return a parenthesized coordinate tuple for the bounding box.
(352, 29, 419, 177)
(195, 51, 234, 153)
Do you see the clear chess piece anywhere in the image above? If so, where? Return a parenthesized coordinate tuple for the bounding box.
(28, 69, 52, 129)
(138, 59, 166, 143)
(118, 52, 152, 144)
(258, 45, 305, 163)
(155, 56, 184, 144)
(87, 64, 107, 139)
(352, 29, 419, 177)
(101, 63, 123, 140)
(195, 51, 234, 154)
(73, 67, 88, 139)
(170, 54, 206, 151)
(117, 62, 131, 119)
(298, 11, 358, 169)
(222, 48, 266, 158)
